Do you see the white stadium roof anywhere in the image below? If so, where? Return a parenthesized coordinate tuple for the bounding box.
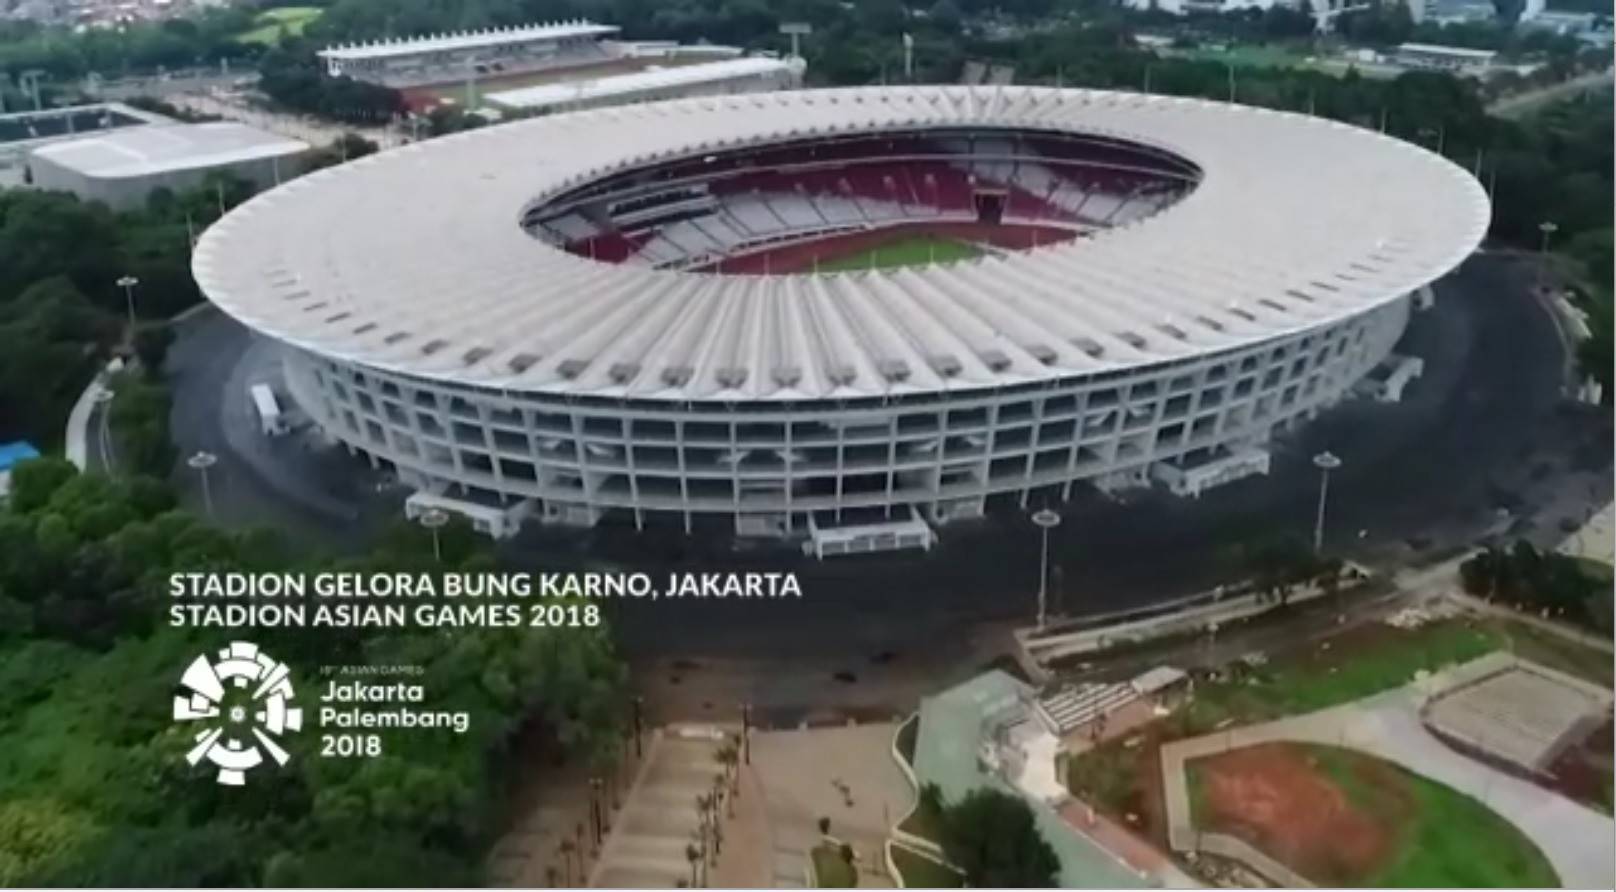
(317, 21, 620, 63)
(32, 122, 308, 178)
(485, 57, 802, 111)
(193, 86, 1491, 403)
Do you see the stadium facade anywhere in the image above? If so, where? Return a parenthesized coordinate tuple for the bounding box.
(193, 87, 1490, 546)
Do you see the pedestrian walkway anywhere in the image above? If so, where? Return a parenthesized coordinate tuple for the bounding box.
(1056, 798, 1198, 887)
(590, 727, 733, 888)
(709, 759, 774, 888)
(1160, 654, 1615, 888)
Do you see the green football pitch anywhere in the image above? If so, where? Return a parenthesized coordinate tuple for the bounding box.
(813, 234, 983, 272)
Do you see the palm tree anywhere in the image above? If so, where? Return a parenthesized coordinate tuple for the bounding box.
(574, 822, 587, 875)
(558, 840, 575, 887)
(685, 842, 702, 888)
(715, 737, 741, 802)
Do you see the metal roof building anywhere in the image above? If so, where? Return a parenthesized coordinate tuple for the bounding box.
(29, 122, 308, 210)
(317, 21, 622, 85)
(193, 86, 1489, 540)
(484, 56, 806, 113)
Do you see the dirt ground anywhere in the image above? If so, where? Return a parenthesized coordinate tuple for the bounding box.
(1192, 742, 1406, 886)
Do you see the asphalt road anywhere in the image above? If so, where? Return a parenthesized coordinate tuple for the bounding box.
(166, 309, 397, 552)
(166, 253, 1607, 715)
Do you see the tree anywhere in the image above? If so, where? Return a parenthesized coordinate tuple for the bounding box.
(684, 842, 701, 888)
(4, 458, 77, 515)
(938, 788, 1060, 887)
(132, 324, 174, 376)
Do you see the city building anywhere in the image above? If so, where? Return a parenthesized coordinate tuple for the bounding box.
(1518, 10, 1613, 43)
(27, 121, 309, 210)
(483, 56, 805, 115)
(193, 86, 1489, 546)
(1392, 42, 1498, 74)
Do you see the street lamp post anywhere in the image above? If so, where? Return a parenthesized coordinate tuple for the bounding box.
(418, 507, 450, 562)
(740, 701, 751, 765)
(187, 451, 218, 519)
(589, 777, 604, 847)
(1536, 220, 1559, 295)
(632, 694, 644, 758)
(1031, 509, 1061, 631)
(1312, 451, 1342, 554)
(116, 275, 139, 333)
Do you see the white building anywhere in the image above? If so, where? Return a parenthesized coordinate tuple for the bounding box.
(1392, 42, 1498, 74)
(193, 87, 1489, 544)
(0, 101, 173, 187)
(1120, 0, 1298, 15)
(318, 21, 622, 87)
(28, 122, 308, 210)
(484, 56, 805, 114)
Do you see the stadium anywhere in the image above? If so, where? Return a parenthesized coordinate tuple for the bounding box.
(192, 86, 1490, 552)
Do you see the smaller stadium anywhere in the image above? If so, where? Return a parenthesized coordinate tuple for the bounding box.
(316, 20, 804, 115)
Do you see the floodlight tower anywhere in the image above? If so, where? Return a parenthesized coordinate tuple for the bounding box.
(19, 69, 45, 111)
(779, 22, 811, 60)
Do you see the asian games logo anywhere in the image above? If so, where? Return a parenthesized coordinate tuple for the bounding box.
(172, 641, 303, 785)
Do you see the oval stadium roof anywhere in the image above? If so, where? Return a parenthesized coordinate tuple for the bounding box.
(192, 86, 1491, 402)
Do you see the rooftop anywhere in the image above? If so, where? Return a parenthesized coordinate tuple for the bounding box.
(1396, 42, 1499, 59)
(0, 441, 41, 472)
(192, 86, 1491, 402)
(30, 122, 309, 179)
(484, 56, 802, 110)
(318, 21, 620, 63)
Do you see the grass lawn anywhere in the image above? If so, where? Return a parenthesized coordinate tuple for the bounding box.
(810, 843, 857, 888)
(1184, 614, 1613, 733)
(1066, 741, 1140, 818)
(1182, 620, 1500, 730)
(889, 844, 964, 888)
(815, 235, 981, 272)
(1191, 743, 1558, 887)
(235, 6, 323, 46)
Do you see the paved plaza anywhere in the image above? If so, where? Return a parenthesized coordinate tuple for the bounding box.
(751, 723, 913, 888)
(1426, 661, 1613, 772)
